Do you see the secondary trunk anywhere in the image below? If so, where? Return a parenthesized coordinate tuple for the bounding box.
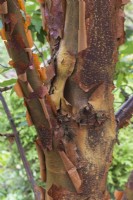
(0, 0, 128, 199)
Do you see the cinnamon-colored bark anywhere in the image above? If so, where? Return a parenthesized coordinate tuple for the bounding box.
(0, 0, 129, 199)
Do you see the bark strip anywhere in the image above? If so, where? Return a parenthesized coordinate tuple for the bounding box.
(35, 139, 46, 182)
(0, 0, 54, 151)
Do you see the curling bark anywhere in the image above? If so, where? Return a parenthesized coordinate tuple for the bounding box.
(0, 0, 129, 199)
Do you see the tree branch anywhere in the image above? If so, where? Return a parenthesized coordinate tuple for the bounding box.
(116, 95, 133, 130)
(0, 86, 12, 92)
(0, 91, 40, 199)
(0, 133, 14, 137)
(0, 63, 7, 68)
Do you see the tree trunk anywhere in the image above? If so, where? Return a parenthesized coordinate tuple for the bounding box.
(0, 0, 128, 199)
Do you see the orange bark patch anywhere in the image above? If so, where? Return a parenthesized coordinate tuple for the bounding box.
(18, 0, 26, 12)
(8, 60, 15, 67)
(26, 110, 33, 126)
(14, 81, 24, 98)
(0, 28, 6, 40)
(25, 30, 33, 48)
(24, 15, 31, 30)
(33, 53, 41, 69)
(38, 67, 47, 82)
(114, 190, 124, 200)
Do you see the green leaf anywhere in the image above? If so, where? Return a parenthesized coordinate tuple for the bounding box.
(36, 32, 45, 44)
(116, 73, 124, 87)
(0, 66, 12, 74)
(26, 1, 38, 14)
(31, 17, 42, 33)
(0, 79, 16, 87)
(18, 121, 28, 127)
(10, 87, 15, 96)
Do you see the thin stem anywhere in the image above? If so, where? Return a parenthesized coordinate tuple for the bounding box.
(0, 86, 12, 92)
(116, 95, 133, 130)
(0, 91, 38, 199)
(33, 43, 45, 65)
(0, 133, 14, 137)
(0, 63, 7, 68)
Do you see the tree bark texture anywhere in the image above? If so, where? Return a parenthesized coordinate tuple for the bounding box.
(0, 0, 129, 199)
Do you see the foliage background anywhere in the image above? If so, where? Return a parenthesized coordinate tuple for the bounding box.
(0, 1, 133, 199)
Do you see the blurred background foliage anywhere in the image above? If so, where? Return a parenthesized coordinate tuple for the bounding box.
(0, 0, 133, 199)
(108, 1, 133, 197)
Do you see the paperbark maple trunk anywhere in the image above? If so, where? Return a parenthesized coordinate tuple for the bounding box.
(0, 0, 128, 199)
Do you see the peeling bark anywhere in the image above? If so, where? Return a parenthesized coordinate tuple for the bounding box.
(0, 0, 129, 199)
(37, 0, 129, 199)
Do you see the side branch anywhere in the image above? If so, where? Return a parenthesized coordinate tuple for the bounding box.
(0, 133, 14, 137)
(116, 95, 133, 130)
(0, 91, 43, 200)
(0, 86, 12, 92)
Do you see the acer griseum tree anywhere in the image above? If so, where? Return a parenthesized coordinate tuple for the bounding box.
(0, 0, 133, 199)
